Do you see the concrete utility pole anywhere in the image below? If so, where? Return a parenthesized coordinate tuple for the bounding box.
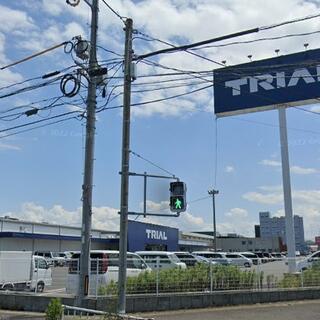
(278, 107, 296, 272)
(77, 0, 99, 304)
(208, 189, 219, 252)
(118, 18, 134, 315)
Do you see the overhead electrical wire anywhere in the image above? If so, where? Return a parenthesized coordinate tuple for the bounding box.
(191, 30, 320, 50)
(134, 12, 320, 61)
(0, 110, 83, 134)
(0, 115, 81, 139)
(0, 76, 63, 100)
(0, 42, 68, 70)
(100, 0, 126, 23)
(98, 83, 212, 112)
(130, 150, 176, 177)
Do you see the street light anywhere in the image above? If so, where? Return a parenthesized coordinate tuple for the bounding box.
(208, 189, 219, 252)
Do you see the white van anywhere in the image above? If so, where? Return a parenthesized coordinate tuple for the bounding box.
(135, 251, 187, 270)
(66, 250, 150, 295)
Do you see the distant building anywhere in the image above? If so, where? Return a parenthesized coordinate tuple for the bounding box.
(255, 225, 261, 238)
(216, 235, 280, 253)
(315, 236, 320, 247)
(192, 231, 280, 253)
(259, 211, 305, 252)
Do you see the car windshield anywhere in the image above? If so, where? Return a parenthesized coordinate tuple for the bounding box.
(52, 252, 59, 257)
(169, 254, 181, 263)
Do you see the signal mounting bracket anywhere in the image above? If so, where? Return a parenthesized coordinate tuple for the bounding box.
(118, 171, 181, 217)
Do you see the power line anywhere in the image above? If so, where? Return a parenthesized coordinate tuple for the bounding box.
(0, 110, 82, 134)
(293, 106, 320, 116)
(100, 0, 126, 22)
(130, 150, 176, 177)
(230, 117, 320, 136)
(131, 80, 208, 94)
(191, 30, 320, 50)
(260, 12, 320, 31)
(141, 60, 214, 83)
(0, 115, 80, 139)
(0, 42, 67, 70)
(134, 12, 320, 61)
(97, 45, 124, 58)
(0, 76, 63, 100)
(135, 30, 224, 67)
(98, 83, 212, 111)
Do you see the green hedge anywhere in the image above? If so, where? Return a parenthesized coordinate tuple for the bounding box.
(99, 263, 262, 295)
(280, 262, 320, 288)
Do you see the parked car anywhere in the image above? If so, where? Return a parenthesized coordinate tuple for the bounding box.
(192, 254, 218, 265)
(192, 251, 231, 266)
(34, 251, 65, 267)
(296, 250, 320, 271)
(224, 253, 253, 268)
(136, 251, 187, 270)
(0, 251, 52, 292)
(271, 252, 286, 261)
(254, 252, 268, 263)
(240, 252, 260, 265)
(172, 252, 214, 267)
(66, 250, 150, 295)
(263, 252, 274, 262)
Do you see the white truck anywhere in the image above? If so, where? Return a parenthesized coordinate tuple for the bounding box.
(0, 251, 52, 292)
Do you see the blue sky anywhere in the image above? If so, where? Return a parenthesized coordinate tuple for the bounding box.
(1, 0, 320, 240)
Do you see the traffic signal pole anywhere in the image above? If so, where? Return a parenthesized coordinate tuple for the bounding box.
(118, 18, 133, 315)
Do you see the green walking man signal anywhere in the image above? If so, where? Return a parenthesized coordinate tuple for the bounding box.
(170, 181, 187, 212)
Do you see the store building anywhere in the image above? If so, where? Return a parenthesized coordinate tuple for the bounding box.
(0, 216, 281, 254)
(0, 216, 118, 252)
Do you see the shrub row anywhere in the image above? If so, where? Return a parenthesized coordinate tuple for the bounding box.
(99, 263, 263, 295)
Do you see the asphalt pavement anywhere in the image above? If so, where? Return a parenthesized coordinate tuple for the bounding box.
(139, 300, 320, 320)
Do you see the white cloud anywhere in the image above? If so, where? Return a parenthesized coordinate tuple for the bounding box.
(225, 165, 234, 173)
(142, 200, 207, 231)
(42, 1, 64, 16)
(2, 202, 120, 231)
(0, 5, 34, 32)
(225, 207, 248, 218)
(219, 207, 256, 237)
(260, 159, 319, 175)
(1, 201, 207, 233)
(290, 165, 318, 175)
(260, 159, 281, 167)
(243, 191, 283, 205)
(0, 142, 21, 151)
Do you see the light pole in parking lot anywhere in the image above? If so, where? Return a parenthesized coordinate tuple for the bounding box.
(208, 189, 219, 252)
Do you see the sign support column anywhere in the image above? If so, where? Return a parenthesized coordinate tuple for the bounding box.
(278, 106, 296, 272)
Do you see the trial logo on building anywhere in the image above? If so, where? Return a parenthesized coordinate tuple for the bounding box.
(146, 229, 168, 240)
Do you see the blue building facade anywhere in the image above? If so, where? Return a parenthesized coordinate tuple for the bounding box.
(259, 211, 305, 252)
(127, 220, 179, 252)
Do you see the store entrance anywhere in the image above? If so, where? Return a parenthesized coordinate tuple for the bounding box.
(145, 244, 167, 251)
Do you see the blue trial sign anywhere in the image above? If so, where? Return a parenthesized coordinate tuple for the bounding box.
(214, 48, 320, 117)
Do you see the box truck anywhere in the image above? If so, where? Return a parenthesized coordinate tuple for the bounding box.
(0, 251, 52, 292)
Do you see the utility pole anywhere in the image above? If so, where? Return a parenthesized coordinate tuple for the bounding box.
(77, 0, 99, 305)
(278, 107, 296, 272)
(118, 18, 134, 315)
(208, 189, 219, 252)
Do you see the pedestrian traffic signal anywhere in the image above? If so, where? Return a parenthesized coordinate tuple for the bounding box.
(170, 181, 187, 212)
